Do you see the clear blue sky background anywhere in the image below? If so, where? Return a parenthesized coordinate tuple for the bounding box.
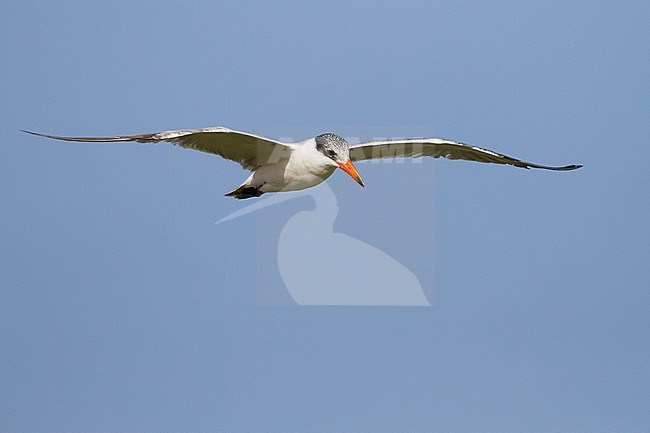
(2, 1, 649, 431)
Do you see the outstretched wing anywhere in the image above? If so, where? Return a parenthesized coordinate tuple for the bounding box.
(22, 126, 294, 171)
(349, 138, 581, 171)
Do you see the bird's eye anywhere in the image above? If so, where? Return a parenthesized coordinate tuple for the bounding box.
(327, 149, 336, 158)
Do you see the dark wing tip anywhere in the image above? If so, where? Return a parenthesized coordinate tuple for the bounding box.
(546, 164, 583, 171)
(20, 129, 88, 141)
(524, 162, 583, 171)
(20, 129, 155, 143)
(21, 129, 47, 137)
(20, 129, 101, 142)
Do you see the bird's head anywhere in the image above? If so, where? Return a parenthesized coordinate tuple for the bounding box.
(315, 133, 365, 187)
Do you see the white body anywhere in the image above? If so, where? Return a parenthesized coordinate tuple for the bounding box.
(243, 138, 337, 193)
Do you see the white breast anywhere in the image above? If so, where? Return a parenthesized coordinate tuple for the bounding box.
(256, 139, 337, 192)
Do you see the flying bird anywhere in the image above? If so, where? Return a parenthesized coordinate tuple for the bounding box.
(22, 126, 582, 199)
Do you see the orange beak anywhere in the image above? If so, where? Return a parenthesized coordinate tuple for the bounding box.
(337, 160, 365, 187)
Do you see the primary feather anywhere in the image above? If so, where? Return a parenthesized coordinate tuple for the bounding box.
(349, 138, 581, 171)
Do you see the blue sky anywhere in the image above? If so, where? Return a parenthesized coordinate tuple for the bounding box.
(2, 0, 649, 431)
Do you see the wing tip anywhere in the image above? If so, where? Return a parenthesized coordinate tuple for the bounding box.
(20, 129, 46, 137)
(20, 129, 154, 143)
(21, 129, 78, 141)
(552, 164, 583, 171)
(528, 163, 583, 171)
(20, 129, 82, 141)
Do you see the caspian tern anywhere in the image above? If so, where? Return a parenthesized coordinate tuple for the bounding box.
(22, 126, 581, 199)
